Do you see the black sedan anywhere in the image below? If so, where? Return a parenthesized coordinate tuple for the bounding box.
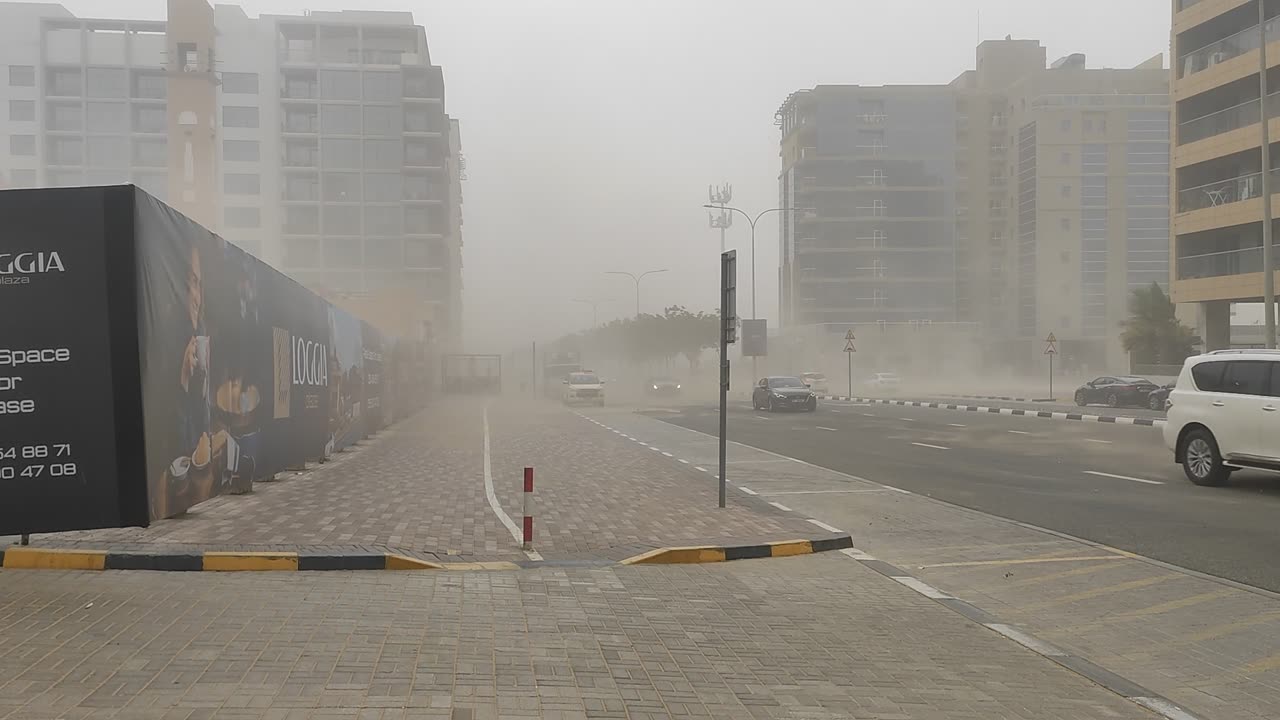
(752, 376, 818, 412)
(1146, 381, 1176, 411)
(1073, 376, 1159, 408)
(645, 378, 682, 396)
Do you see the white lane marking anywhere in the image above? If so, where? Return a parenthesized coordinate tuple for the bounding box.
(763, 489, 892, 496)
(754, 415, 771, 421)
(830, 409, 842, 413)
(807, 519, 844, 533)
(637, 441, 649, 446)
(1085, 438, 1113, 444)
(948, 423, 967, 427)
(911, 442, 949, 450)
(840, 547, 876, 561)
(891, 576, 952, 600)
(661, 451, 673, 457)
(816, 426, 838, 432)
(768, 501, 793, 512)
(1008, 430, 1031, 435)
(739, 487, 758, 495)
(482, 407, 532, 556)
(985, 623, 1066, 657)
(695, 466, 708, 472)
(900, 417, 916, 422)
(1084, 470, 1164, 485)
(1132, 697, 1202, 720)
(862, 413, 876, 417)
(677, 458, 690, 464)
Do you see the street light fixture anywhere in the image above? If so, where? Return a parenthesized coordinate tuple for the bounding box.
(701, 204, 814, 327)
(604, 269, 669, 317)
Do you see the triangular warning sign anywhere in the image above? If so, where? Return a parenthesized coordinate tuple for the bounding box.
(1045, 332, 1057, 343)
(845, 329, 856, 341)
(844, 340, 857, 353)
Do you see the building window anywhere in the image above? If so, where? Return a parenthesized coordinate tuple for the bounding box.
(9, 135, 35, 156)
(87, 137, 129, 168)
(321, 104, 361, 134)
(322, 171, 361, 201)
(323, 204, 361, 235)
(363, 139, 402, 170)
(363, 105, 400, 137)
(133, 105, 166, 133)
(1061, 184, 1072, 199)
(1060, 217, 1071, 231)
(8, 65, 34, 87)
(47, 102, 81, 131)
(47, 68, 82, 97)
(222, 106, 259, 128)
(365, 205, 402, 235)
(45, 136, 82, 165)
(87, 102, 128, 132)
(284, 173, 319, 201)
(321, 138, 361, 168)
(323, 238, 363, 269)
(318, 70, 360, 100)
(224, 173, 260, 195)
(132, 71, 166, 100)
(132, 138, 167, 167)
(282, 237, 320, 267)
(87, 68, 127, 98)
(223, 139, 259, 162)
(177, 42, 199, 70)
(365, 173, 402, 202)
(221, 72, 259, 94)
(8, 100, 33, 122)
(225, 206, 261, 228)
(363, 72, 401, 101)
(364, 237, 403, 268)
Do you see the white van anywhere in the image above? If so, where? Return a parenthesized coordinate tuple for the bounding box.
(1164, 350, 1280, 486)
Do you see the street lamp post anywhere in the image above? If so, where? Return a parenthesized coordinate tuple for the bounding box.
(604, 269, 669, 317)
(572, 298, 611, 328)
(1261, 0, 1276, 348)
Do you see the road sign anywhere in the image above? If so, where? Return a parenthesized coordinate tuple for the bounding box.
(742, 319, 768, 357)
(845, 329, 856, 341)
(1044, 331, 1058, 355)
(844, 340, 856, 353)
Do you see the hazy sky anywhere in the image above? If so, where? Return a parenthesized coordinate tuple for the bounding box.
(32, 0, 1170, 350)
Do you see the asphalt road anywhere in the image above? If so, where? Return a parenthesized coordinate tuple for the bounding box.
(655, 398, 1280, 592)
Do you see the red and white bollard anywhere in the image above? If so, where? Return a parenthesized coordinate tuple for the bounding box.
(522, 466, 534, 550)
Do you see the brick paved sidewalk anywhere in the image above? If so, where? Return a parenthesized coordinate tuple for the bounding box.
(0, 553, 1154, 719)
(22, 398, 830, 562)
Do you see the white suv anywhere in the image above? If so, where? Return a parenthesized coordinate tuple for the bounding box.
(1164, 350, 1280, 486)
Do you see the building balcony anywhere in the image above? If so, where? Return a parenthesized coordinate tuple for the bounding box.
(1178, 17, 1280, 80)
(1178, 168, 1280, 212)
(1179, 90, 1280, 145)
(1178, 245, 1266, 279)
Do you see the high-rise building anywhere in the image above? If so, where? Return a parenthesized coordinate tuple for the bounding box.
(0, 1, 464, 346)
(778, 39, 1169, 373)
(1171, 0, 1278, 350)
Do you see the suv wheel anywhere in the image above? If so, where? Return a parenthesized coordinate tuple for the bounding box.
(1182, 429, 1231, 487)
(768, 397, 777, 413)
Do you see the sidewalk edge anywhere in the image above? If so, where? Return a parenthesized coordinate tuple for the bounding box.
(620, 535, 853, 565)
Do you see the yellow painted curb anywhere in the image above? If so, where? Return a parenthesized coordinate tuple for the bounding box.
(767, 540, 813, 558)
(2, 547, 106, 570)
(621, 546, 727, 565)
(385, 554, 444, 570)
(202, 552, 299, 571)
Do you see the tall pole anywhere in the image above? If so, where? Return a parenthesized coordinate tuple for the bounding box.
(1262, 0, 1277, 348)
(634, 279, 641, 317)
(531, 340, 536, 399)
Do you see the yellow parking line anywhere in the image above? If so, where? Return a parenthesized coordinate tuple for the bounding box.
(1007, 561, 1132, 588)
(1111, 589, 1236, 620)
(1021, 574, 1176, 611)
(1243, 653, 1280, 674)
(1182, 612, 1280, 644)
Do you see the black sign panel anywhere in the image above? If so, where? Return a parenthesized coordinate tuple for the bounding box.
(741, 319, 768, 357)
(0, 188, 142, 533)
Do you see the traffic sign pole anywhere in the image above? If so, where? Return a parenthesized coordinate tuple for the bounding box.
(842, 330, 856, 398)
(1043, 332, 1059, 400)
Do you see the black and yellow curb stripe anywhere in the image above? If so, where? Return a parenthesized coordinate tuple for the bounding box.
(0, 547, 479, 572)
(619, 535, 853, 565)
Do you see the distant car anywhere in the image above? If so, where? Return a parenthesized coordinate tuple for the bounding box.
(645, 377, 682, 396)
(865, 372, 901, 391)
(1073, 375, 1158, 408)
(1164, 350, 1280, 486)
(562, 371, 605, 406)
(752, 376, 818, 412)
(1147, 381, 1176, 411)
(800, 372, 829, 395)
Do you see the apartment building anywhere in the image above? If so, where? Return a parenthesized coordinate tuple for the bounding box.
(0, 0, 464, 346)
(778, 38, 1169, 373)
(1172, 0, 1278, 349)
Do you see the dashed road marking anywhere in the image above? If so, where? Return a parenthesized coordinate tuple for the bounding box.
(695, 466, 708, 472)
(1132, 697, 1201, 720)
(1008, 430, 1031, 435)
(911, 442, 949, 450)
(948, 423, 967, 427)
(816, 426, 838, 432)
(661, 451, 673, 457)
(768, 501, 793, 512)
(738, 487, 757, 495)
(840, 547, 876, 560)
(677, 458, 689, 464)
(763, 489, 891, 496)
(1084, 470, 1164, 486)
(900, 417, 917, 422)
(1085, 438, 1113, 444)
(862, 413, 876, 417)
(807, 519, 844, 533)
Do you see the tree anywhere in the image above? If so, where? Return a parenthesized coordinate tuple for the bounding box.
(1120, 282, 1197, 365)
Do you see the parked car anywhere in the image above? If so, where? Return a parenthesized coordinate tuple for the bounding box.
(1073, 375, 1159, 408)
(865, 372, 901, 391)
(752, 376, 818, 412)
(1147, 381, 1176, 411)
(800, 372, 829, 395)
(645, 377, 682, 396)
(1164, 350, 1280, 486)
(562, 371, 605, 406)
